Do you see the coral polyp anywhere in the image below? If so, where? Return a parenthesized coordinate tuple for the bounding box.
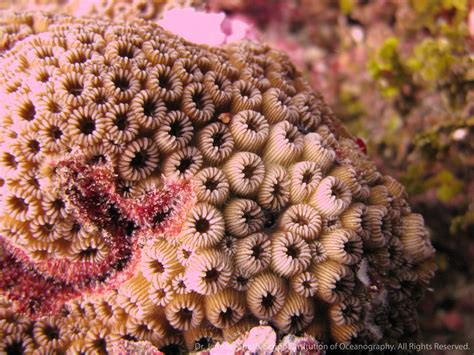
(0, 11, 435, 353)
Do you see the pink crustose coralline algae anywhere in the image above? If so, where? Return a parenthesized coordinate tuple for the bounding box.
(0, 12, 435, 354)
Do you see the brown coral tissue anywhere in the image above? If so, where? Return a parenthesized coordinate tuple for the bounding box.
(0, 11, 435, 354)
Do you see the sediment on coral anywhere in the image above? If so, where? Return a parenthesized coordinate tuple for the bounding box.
(0, 11, 435, 353)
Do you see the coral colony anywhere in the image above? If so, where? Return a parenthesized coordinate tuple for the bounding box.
(0, 11, 435, 354)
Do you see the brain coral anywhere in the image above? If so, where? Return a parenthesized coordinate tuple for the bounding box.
(0, 11, 436, 354)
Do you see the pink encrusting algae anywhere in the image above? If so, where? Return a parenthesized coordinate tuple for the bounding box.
(0, 11, 435, 354)
(1, 155, 194, 318)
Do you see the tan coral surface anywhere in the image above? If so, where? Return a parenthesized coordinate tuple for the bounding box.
(0, 12, 435, 353)
(0, 0, 203, 22)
